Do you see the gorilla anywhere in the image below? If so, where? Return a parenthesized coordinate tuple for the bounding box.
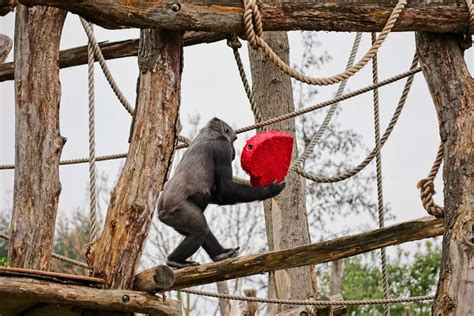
(158, 117, 285, 268)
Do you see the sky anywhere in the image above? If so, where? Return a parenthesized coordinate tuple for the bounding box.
(0, 12, 473, 236)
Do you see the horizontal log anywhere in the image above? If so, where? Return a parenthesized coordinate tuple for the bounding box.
(133, 265, 176, 292)
(0, 276, 181, 315)
(0, 31, 226, 82)
(135, 216, 443, 291)
(18, 0, 471, 33)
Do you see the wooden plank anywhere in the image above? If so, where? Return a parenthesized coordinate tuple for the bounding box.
(0, 276, 180, 315)
(416, 32, 474, 316)
(135, 216, 443, 291)
(17, 0, 471, 33)
(0, 32, 226, 82)
(0, 266, 104, 285)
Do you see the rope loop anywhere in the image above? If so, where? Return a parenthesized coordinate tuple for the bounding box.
(241, 0, 407, 85)
(227, 34, 242, 49)
(417, 142, 445, 218)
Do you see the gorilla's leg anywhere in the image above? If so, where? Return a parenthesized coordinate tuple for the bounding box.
(202, 231, 240, 262)
(159, 200, 209, 268)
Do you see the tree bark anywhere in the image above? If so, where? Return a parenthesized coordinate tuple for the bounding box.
(8, 5, 66, 270)
(0, 32, 226, 82)
(17, 0, 471, 33)
(0, 34, 12, 63)
(216, 281, 231, 316)
(85, 27, 183, 311)
(329, 260, 345, 295)
(415, 32, 473, 316)
(137, 216, 443, 291)
(249, 31, 314, 309)
(0, 276, 180, 315)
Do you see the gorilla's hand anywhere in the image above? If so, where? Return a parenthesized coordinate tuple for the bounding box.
(265, 180, 286, 198)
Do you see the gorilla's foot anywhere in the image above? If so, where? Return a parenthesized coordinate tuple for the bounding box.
(166, 259, 200, 269)
(213, 247, 240, 262)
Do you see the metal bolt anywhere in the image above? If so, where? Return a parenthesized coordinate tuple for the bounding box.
(171, 3, 181, 12)
(122, 295, 130, 303)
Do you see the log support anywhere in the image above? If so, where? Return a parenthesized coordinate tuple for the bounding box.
(416, 32, 473, 316)
(135, 216, 443, 291)
(0, 276, 180, 315)
(8, 5, 66, 270)
(16, 0, 472, 33)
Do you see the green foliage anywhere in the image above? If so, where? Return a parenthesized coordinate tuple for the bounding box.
(320, 241, 441, 316)
(0, 256, 7, 267)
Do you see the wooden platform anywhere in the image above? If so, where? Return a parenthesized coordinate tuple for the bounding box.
(0, 268, 180, 316)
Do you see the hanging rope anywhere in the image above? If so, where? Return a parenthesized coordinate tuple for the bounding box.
(179, 288, 434, 306)
(227, 35, 262, 123)
(79, 17, 134, 115)
(0, 67, 420, 172)
(371, 32, 390, 316)
(289, 32, 362, 172)
(84, 20, 100, 244)
(0, 233, 90, 270)
(295, 54, 419, 183)
(242, 0, 407, 86)
(417, 142, 445, 218)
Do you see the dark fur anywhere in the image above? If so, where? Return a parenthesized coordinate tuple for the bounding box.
(158, 117, 285, 267)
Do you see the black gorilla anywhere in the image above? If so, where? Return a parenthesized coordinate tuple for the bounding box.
(158, 117, 285, 268)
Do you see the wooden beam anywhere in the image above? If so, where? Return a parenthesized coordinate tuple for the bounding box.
(135, 216, 443, 291)
(0, 34, 12, 63)
(416, 33, 474, 316)
(0, 32, 225, 82)
(0, 276, 180, 315)
(133, 265, 176, 291)
(18, 0, 471, 33)
(8, 5, 67, 270)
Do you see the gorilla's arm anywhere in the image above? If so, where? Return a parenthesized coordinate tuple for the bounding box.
(211, 140, 284, 205)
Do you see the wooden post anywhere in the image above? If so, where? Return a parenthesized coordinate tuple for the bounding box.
(8, 5, 66, 270)
(249, 31, 315, 310)
(85, 28, 183, 313)
(415, 32, 473, 316)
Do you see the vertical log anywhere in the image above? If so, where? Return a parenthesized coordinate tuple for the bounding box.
(216, 281, 231, 316)
(248, 32, 315, 311)
(8, 6, 66, 270)
(86, 27, 183, 297)
(329, 259, 345, 296)
(415, 32, 473, 316)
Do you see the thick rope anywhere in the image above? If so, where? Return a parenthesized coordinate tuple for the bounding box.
(417, 142, 445, 218)
(227, 35, 262, 123)
(179, 288, 434, 306)
(0, 233, 90, 269)
(79, 17, 134, 115)
(295, 54, 419, 183)
(0, 67, 421, 171)
(86, 21, 99, 243)
(235, 67, 420, 135)
(371, 33, 390, 316)
(290, 32, 362, 172)
(242, 0, 407, 86)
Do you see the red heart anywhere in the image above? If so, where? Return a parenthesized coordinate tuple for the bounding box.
(240, 130, 294, 187)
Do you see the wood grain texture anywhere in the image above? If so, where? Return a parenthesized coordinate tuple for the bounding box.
(0, 34, 12, 63)
(0, 276, 180, 315)
(16, 0, 472, 33)
(8, 5, 67, 270)
(136, 216, 443, 291)
(249, 31, 315, 310)
(86, 29, 183, 292)
(416, 32, 474, 316)
(0, 31, 226, 82)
